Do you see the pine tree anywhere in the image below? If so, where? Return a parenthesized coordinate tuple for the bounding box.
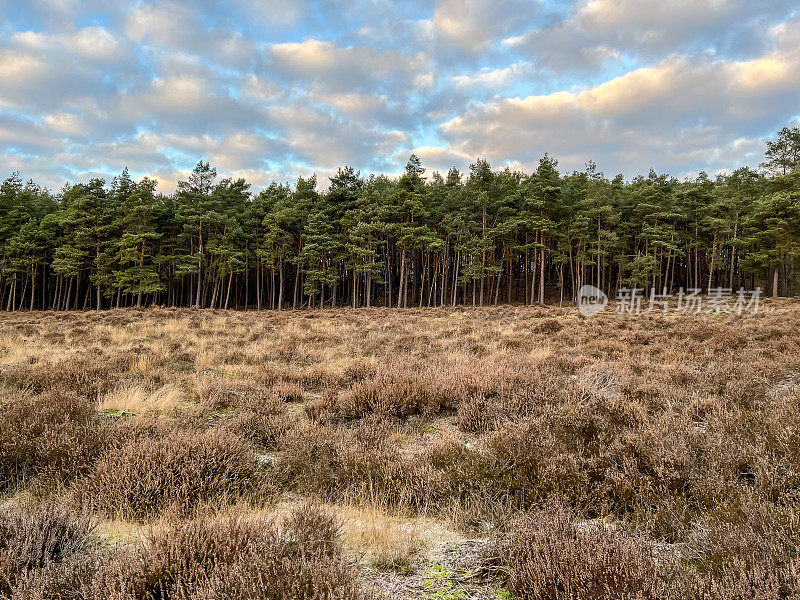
(115, 177, 163, 307)
(742, 179, 800, 297)
(176, 161, 218, 307)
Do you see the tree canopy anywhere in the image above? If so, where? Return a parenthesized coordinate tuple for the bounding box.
(1, 132, 799, 311)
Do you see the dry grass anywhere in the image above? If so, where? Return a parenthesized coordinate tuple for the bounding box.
(337, 505, 428, 573)
(0, 302, 798, 596)
(97, 383, 183, 415)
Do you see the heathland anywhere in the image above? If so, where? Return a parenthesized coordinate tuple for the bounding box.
(1, 302, 799, 599)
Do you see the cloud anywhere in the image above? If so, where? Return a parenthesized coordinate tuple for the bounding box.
(110, 71, 272, 136)
(505, 0, 798, 72)
(0, 113, 65, 156)
(124, 0, 257, 68)
(231, 0, 306, 27)
(450, 61, 537, 89)
(0, 27, 133, 113)
(1, 0, 799, 192)
(267, 39, 427, 95)
(267, 101, 411, 170)
(72, 27, 124, 61)
(440, 48, 800, 175)
(432, 0, 539, 54)
(42, 113, 87, 136)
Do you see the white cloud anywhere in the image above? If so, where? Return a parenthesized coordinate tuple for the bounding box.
(124, 1, 255, 68)
(267, 102, 411, 169)
(505, 0, 797, 72)
(439, 48, 800, 175)
(450, 62, 536, 88)
(42, 112, 86, 136)
(2, 0, 799, 191)
(72, 26, 123, 60)
(268, 39, 426, 95)
(110, 71, 270, 135)
(432, 0, 537, 53)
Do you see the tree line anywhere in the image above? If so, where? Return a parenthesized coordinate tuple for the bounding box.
(1, 127, 799, 311)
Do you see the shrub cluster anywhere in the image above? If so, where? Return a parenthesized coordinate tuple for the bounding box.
(89, 502, 369, 600)
(0, 501, 369, 600)
(494, 501, 800, 600)
(0, 389, 105, 492)
(79, 427, 257, 520)
(495, 505, 665, 600)
(0, 502, 98, 599)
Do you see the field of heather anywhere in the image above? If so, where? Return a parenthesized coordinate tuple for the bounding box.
(1, 302, 800, 599)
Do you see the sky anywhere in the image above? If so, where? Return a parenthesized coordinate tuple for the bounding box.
(1, 0, 799, 192)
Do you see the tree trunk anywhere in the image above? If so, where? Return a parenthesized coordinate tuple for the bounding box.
(352, 265, 358, 309)
(397, 248, 406, 308)
(538, 246, 545, 304)
(773, 265, 780, 298)
(276, 260, 283, 310)
(729, 213, 739, 289)
(452, 250, 460, 306)
(530, 233, 538, 305)
(256, 259, 262, 310)
(65, 277, 74, 312)
(293, 262, 300, 310)
(225, 270, 234, 309)
(195, 225, 203, 307)
(708, 233, 717, 292)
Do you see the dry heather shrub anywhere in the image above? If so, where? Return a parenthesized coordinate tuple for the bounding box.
(275, 423, 342, 496)
(426, 434, 499, 498)
(532, 317, 563, 333)
(277, 419, 440, 509)
(79, 428, 257, 520)
(214, 383, 296, 450)
(195, 376, 272, 410)
(484, 389, 711, 521)
(486, 415, 592, 509)
(221, 402, 292, 450)
(677, 499, 800, 598)
(761, 390, 800, 492)
(0, 355, 128, 397)
(495, 504, 665, 600)
(303, 391, 342, 422)
(337, 363, 449, 419)
(89, 503, 369, 600)
(457, 395, 502, 433)
(0, 389, 105, 491)
(271, 381, 305, 402)
(325, 353, 573, 422)
(0, 502, 98, 599)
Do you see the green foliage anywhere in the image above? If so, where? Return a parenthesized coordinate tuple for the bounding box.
(1, 128, 800, 309)
(423, 565, 467, 600)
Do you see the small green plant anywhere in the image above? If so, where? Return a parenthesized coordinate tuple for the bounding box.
(423, 565, 467, 600)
